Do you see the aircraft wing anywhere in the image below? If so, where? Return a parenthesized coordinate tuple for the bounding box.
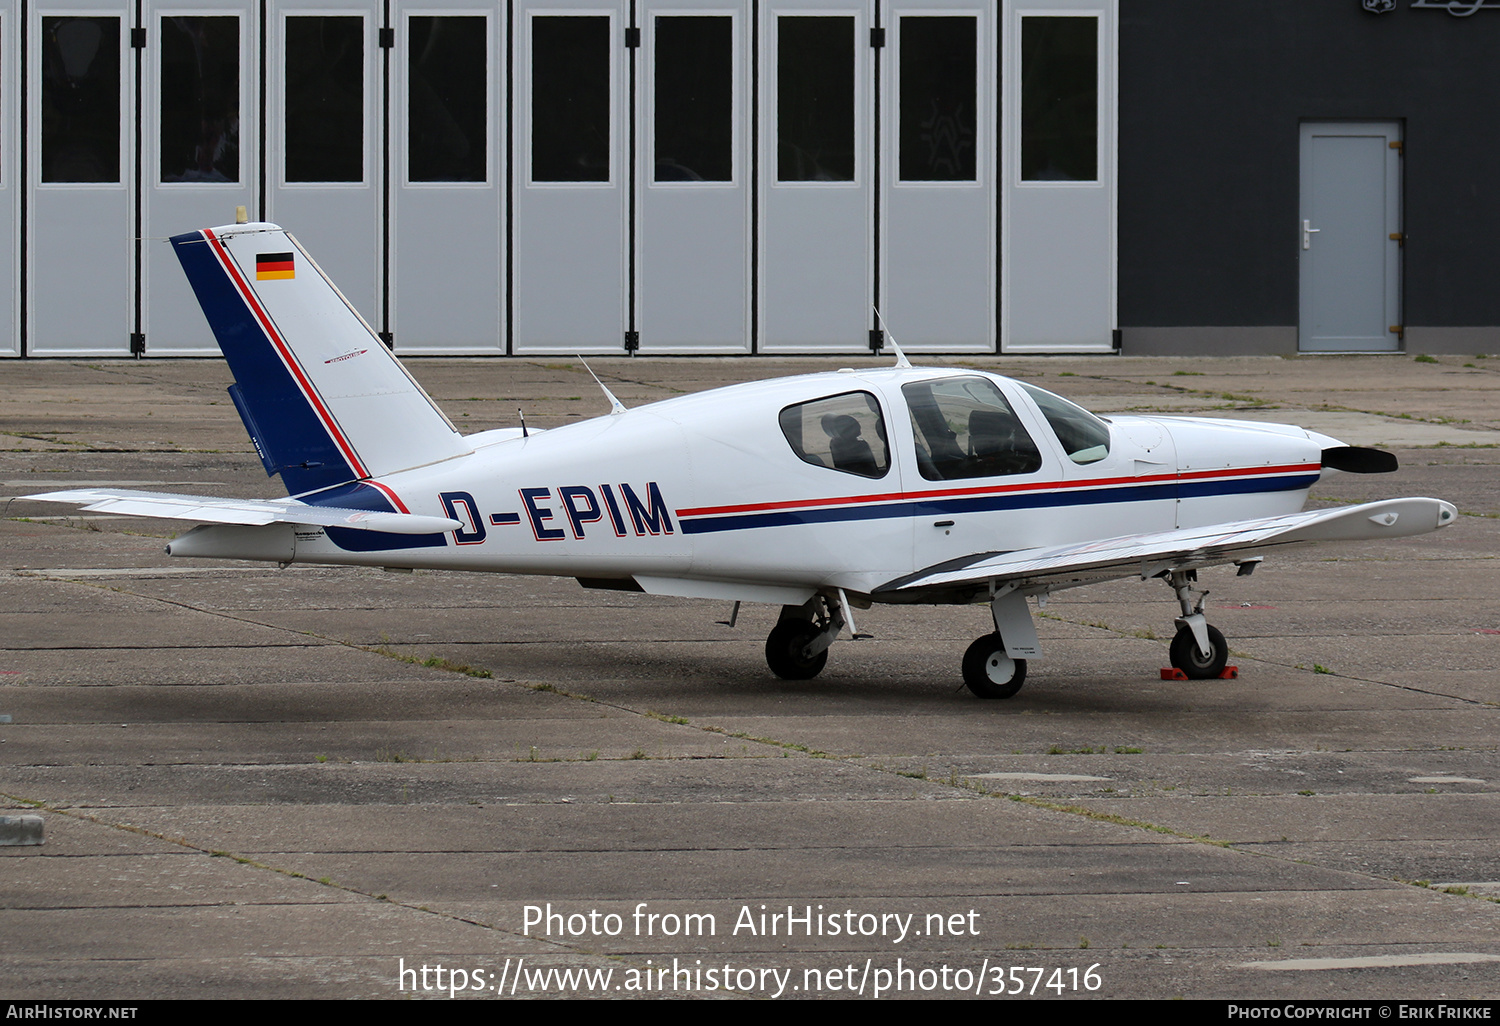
(875, 497, 1457, 600)
(22, 488, 462, 535)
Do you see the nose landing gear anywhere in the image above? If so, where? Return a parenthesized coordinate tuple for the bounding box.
(1163, 568, 1229, 679)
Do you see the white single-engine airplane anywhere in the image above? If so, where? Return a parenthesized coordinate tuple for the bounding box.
(30, 223, 1457, 698)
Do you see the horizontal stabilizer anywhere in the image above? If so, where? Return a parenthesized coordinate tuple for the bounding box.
(25, 488, 461, 535)
(878, 497, 1457, 599)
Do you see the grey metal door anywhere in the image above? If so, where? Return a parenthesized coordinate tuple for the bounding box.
(880, 1, 994, 353)
(512, 5, 626, 354)
(1001, 0, 1116, 353)
(142, 3, 256, 354)
(28, 3, 133, 355)
(759, 2, 872, 353)
(0, 0, 17, 355)
(637, 3, 750, 352)
(267, 2, 382, 327)
(1299, 121, 1401, 353)
(392, 10, 502, 352)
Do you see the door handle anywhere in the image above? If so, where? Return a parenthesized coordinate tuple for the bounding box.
(1302, 219, 1321, 250)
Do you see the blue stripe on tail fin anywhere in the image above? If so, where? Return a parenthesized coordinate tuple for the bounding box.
(172, 222, 468, 494)
(172, 228, 357, 495)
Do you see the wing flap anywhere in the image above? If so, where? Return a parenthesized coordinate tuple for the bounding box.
(878, 497, 1457, 597)
(24, 489, 461, 535)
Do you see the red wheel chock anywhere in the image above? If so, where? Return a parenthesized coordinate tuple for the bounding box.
(1160, 666, 1238, 680)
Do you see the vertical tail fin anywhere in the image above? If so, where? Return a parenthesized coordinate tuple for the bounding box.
(171, 223, 468, 496)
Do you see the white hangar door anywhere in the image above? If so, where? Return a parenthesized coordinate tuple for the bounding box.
(266, 1, 382, 327)
(1001, 0, 1115, 352)
(0, 0, 17, 356)
(881, 0, 994, 352)
(512, 5, 626, 354)
(28, 2, 134, 354)
(391, 10, 501, 352)
(759, 2, 872, 353)
(635, 3, 750, 352)
(141, 1, 256, 354)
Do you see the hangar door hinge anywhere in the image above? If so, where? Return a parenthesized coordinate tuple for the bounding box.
(868, 328, 884, 353)
(130, 27, 146, 48)
(870, 27, 885, 47)
(1390, 140, 1404, 155)
(1389, 324, 1405, 341)
(624, 26, 641, 48)
(623, 330, 640, 353)
(378, 27, 394, 48)
(129, 332, 145, 356)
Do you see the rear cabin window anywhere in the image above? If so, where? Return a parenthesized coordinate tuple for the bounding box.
(902, 376, 1043, 480)
(1019, 381, 1110, 464)
(779, 391, 891, 479)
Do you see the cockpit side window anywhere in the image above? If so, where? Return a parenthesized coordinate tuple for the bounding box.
(901, 377, 1043, 480)
(1018, 382, 1111, 464)
(779, 390, 891, 479)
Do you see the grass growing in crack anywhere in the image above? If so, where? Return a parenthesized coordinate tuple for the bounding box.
(644, 710, 690, 725)
(1046, 745, 1144, 755)
(367, 645, 493, 679)
(699, 724, 833, 759)
(1000, 793, 1233, 846)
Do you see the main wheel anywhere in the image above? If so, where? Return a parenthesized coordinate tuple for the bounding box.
(765, 621, 828, 680)
(962, 632, 1027, 699)
(1169, 623, 1228, 679)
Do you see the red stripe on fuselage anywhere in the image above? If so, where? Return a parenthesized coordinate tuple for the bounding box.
(674, 462, 1321, 519)
(363, 479, 411, 514)
(203, 229, 368, 480)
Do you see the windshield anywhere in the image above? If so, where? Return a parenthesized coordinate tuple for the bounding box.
(1018, 382, 1110, 464)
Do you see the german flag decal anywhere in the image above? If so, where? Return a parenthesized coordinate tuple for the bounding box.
(256, 252, 295, 280)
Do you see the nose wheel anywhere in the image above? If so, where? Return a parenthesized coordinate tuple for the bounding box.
(1161, 568, 1230, 679)
(962, 632, 1028, 699)
(1169, 623, 1228, 679)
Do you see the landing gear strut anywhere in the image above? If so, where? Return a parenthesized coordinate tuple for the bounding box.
(764, 595, 845, 680)
(1163, 568, 1229, 679)
(961, 588, 1038, 699)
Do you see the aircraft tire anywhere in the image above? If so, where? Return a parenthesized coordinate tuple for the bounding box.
(765, 621, 828, 680)
(1169, 624, 1228, 679)
(962, 633, 1027, 699)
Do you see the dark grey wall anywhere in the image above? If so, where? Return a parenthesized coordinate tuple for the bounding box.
(1118, 0, 1500, 331)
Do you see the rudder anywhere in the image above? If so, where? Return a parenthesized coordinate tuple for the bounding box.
(171, 223, 467, 496)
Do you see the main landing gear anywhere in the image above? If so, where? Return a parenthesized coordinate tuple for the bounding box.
(962, 633, 1027, 699)
(961, 588, 1039, 699)
(764, 595, 846, 680)
(1163, 568, 1230, 679)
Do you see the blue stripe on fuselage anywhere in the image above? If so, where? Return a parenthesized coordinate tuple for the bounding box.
(677, 474, 1319, 536)
(299, 481, 447, 551)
